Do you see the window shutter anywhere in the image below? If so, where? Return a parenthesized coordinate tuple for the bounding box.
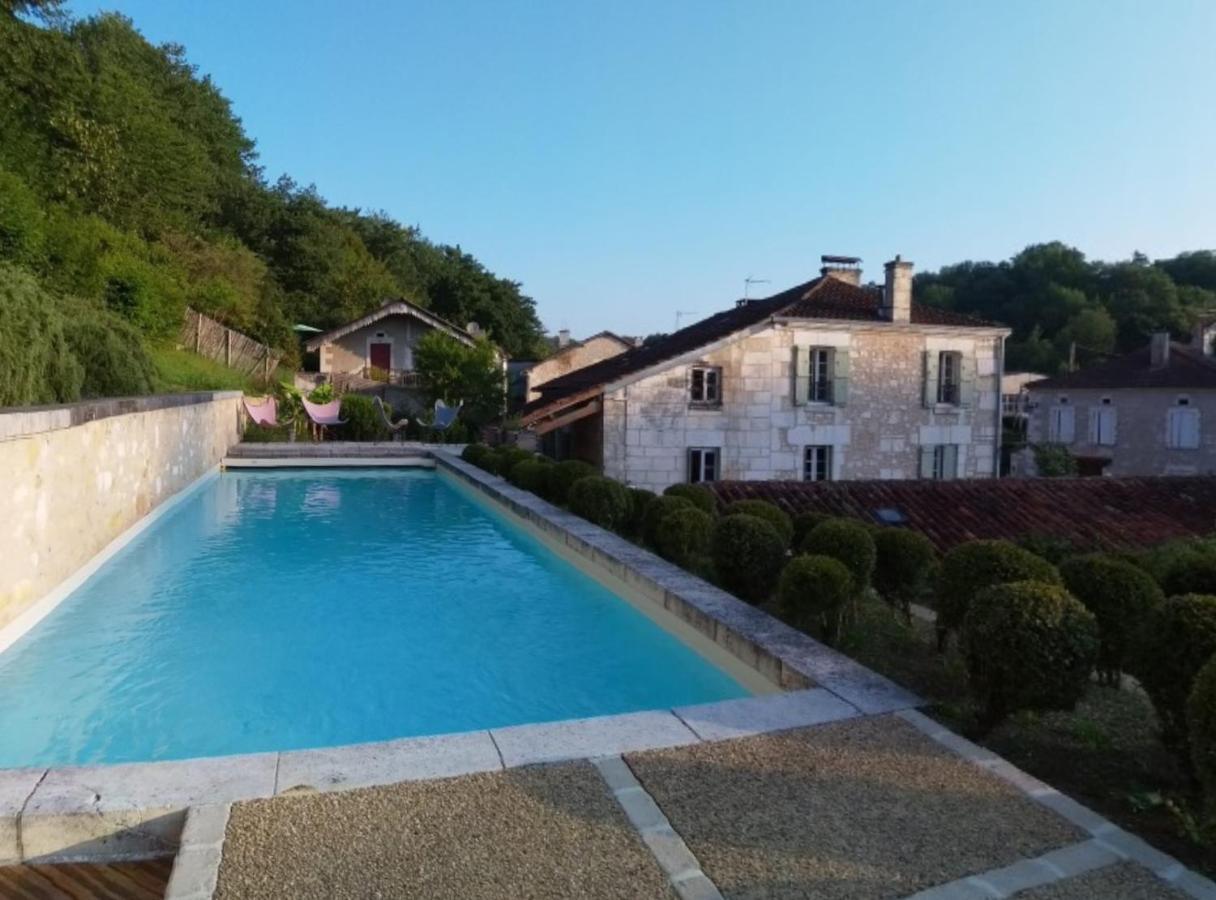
(832, 349, 850, 407)
(945, 444, 959, 479)
(1107, 409, 1118, 446)
(1059, 407, 1075, 443)
(1087, 409, 1099, 444)
(922, 351, 938, 407)
(958, 354, 976, 407)
(792, 346, 809, 406)
(919, 446, 935, 479)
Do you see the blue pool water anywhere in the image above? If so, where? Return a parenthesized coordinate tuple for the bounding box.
(0, 470, 747, 767)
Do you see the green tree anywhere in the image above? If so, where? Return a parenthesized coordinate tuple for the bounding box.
(414, 330, 504, 428)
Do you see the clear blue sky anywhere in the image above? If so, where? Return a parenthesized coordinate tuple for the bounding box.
(68, 0, 1216, 337)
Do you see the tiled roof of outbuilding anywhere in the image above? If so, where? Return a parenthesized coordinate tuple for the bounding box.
(707, 476, 1216, 553)
(1031, 343, 1216, 391)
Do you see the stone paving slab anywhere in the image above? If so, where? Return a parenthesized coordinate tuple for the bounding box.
(214, 760, 676, 900)
(625, 715, 1083, 900)
(490, 710, 700, 767)
(1009, 861, 1192, 899)
(674, 689, 858, 741)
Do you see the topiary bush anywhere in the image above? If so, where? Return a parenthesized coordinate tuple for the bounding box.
(1133, 594, 1216, 762)
(624, 488, 656, 538)
(507, 457, 549, 494)
(492, 446, 534, 478)
(544, 459, 597, 505)
(1058, 553, 1164, 685)
(937, 539, 1061, 650)
(1017, 532, 1079, 566)
(723, 500, 793, 548)
(461, 442, 493, 469)
(663, 483, 717, 515)
(1162, 552, 1216, 598)
(712, 514, 786, 605)
(801, 518, 877, 595)
(873, 528, 937, 618)
(778, 554, 853, 644)
(963, 580, 1099, 731)
(340, 394, 388, 441)
(568, 476, 632, 531)
(792, 511, 831, 550)
(654, 507, 715, 569)
(1187, 655, 1216, 821)
(643, 495, 694, 549)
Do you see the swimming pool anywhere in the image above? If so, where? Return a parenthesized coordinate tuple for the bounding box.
(0, 469, 750, 768)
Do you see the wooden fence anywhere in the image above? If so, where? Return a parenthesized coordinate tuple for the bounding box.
(179, 308, 283, 380)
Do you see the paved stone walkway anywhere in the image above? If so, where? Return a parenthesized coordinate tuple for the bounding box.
(198, 713, 1211, 900)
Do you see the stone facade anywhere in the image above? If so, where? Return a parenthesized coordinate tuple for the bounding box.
(0, 393, 242, 629)
(320, 314, 427, 376)
(1019, 386, 1216, 476)
(526, 334, 631, 401)
(601, 321, 1004, 492)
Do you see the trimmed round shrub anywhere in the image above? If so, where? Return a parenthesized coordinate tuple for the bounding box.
(654, 507, 714, 568)
(963, 581, 1099, 730)
(801, 518, 877, 594)
(461, 442, 494, 469)
(1134, 594, 1216, 760)
(624, 488, 656, 537)
(712, 515, 786, 605)
(1162, 552, 1216, 598)
(340, 394, 388, 441)
(1187, 655, 1216, 817)
(643, 495, 694, 549)
(1058, 553, 1164, 684)
(778, 554, 853, 644)
(1016, 533, 1078, 566)
(492, 446, 534, 478)
(507, 457, 549, 494)
(543, 459, 597, 505)
(568, 476, 632, 531)
(873, 528, 937, 615)
(792, 511, 831, 550)
(937, 540, 1061, 644)
(663, 483, 717, 515)
(724, 500, 793, 548)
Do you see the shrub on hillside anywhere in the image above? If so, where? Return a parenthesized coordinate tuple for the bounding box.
(792, 512, 831, 551)
(569, 476, 632, 531)
(778, 554, 853, 644)
(1058, 553, 1164, 685)
(63, 306, 155, 399)
(724, 500, 794, 548)
(1187, 655, 1216, 820)
(712, 515, 786, 605)
(655, 507, 715, 569)
(801, 518, 877, 594)
(543, 459, 597, 505)
(339, 394, 388, 441)
(643, 495, 694, 548)
(0, 263, 84, 405)
(507, 457, 549, 494)
(873, 528, 937, 617)
(461, 442, 493, 469)
(625, 488, 657, 538)
(963, 581, 1099, 731)
(937, 539, 1061, 649)
(1133, 594, 1216, 761)
(663, 483, 717, 514)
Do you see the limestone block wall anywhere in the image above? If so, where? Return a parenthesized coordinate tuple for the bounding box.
(526, 335, 630, 401)
(322, 315, 425, 374)
(602, 323, 1003, 492)
(0, 392, 242, 629)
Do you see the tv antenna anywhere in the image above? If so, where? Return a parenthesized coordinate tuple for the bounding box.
(675, 310, 698, 330)
(744, 276, 770, 299)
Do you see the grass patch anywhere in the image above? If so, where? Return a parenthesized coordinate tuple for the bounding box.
(150, 344, 285, 394)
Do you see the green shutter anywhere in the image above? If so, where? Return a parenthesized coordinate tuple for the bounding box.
(922, 351, 938, 407)
(832, 349, 850, 407)
(792, 346, 809, 406)
(958, 353, 977, 407)
(945, 444, 959, 479)
(919, 445, 935, 479)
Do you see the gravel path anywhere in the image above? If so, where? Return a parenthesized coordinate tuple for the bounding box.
(214, 760, 675, 900)
(626, 715, 1083, 900)
(1011, 862, 1190, 898)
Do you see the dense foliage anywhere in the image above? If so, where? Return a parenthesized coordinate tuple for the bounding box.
(507, 457, 549, 494)
(937, 539, 1061, 646)
(643, 495, 694, 548)
(778, 555, 853, 644)
(801, 518, 877, 594)
(542, 459, 596, 505)
(723, 500, 793, 548)
(568, 476, 632, 532)
(0, 8, 545, 405)
(338, 394, 388, 441)
(873, 528, 937, 617)
(625, 488, 656, 539)
(413, 331, 506, 431)
(791, 512, 831, 552)
(662, 483, 717, 515)
(654, 507, 714, 570)
(1058, 553, 1164, 685)
(962, 581, 1099, 730)
(1188, 656, 1216, 821)
(711, 515, 785, 605)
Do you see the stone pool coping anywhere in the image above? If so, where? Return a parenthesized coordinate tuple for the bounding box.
(1, 446, 920, 865)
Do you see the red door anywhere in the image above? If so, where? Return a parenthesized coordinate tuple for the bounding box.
(369, 342, 391, 372)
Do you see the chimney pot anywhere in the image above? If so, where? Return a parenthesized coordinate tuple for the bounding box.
(882, 256, 914, 324)
(1150, 332, 1171, 368)
(820, 254, 862, 286)
(557, 329, 571, 348)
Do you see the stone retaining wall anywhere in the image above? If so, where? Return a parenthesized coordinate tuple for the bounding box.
(0, 392, 243, 629)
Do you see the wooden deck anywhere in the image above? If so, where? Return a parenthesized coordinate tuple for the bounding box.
(0, 857, 172, 899)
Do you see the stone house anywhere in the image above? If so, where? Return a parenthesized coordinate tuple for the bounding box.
(1017, 325, 1216, 477)
(519, 256, 1011, 492)
(523, 331, 637, 402)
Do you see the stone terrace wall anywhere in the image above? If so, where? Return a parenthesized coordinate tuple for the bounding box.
(0, 392, 243, 629)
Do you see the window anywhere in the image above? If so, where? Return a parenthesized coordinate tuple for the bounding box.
(937, 351, 961, 405)
(920, 444, 959, 480)
(688, 447, 719, 483)
(803, 445, 833, 482)
(1048, 398, 1076, 443)
(1089, 403, 1117, 446)
(808, 348, 833, 403)
(689, 366, 722, 406)
(1167, 404, 1201, 449)
(794, 346, 849, 406)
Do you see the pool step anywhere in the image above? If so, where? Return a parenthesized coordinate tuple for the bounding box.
(224, 441, 437, 467)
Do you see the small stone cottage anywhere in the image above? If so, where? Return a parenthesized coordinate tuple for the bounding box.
(520, 256, 1010, 492)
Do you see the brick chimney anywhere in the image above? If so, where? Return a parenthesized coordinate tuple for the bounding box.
(882, 256, 913, 324)
(820, 255, 862, 286)
(1150, 332, 1171, 368)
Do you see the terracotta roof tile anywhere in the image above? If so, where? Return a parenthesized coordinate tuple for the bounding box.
(1032, 343, 1216, 390)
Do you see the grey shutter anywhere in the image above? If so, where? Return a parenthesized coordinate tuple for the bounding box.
(922, 351, 938, 407)
(919, 446, 935, 479)
(832, 348, 850, 407)
(958, 353, 976, 407)
(945, 444, 960, 479)
(793, 346, 809, 406)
